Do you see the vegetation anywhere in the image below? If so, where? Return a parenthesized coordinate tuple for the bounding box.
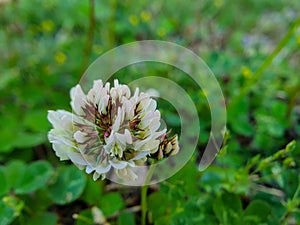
(0, 0, 300, 224)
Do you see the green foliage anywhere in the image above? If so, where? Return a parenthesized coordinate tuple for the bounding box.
(0, 0, 300, 224)
(15, 161, 53, 194)
(3, 161, 26, 191)
(0, 196, 24, 225)
(0, 200, 17, 225)
(243, 200, 271, 224)
(0, 169, 8, 196)
(212, 193, 243, 225)
(100, 193, 125, 216)
(145, 141, 299, 225)
(81, 177, 104, 205)
(74, 208, 103, 225)
(0, 160, 53, 195)
(47, 165, 86, 205)
(117, 212, 136, 225)
(25, 212, 57, 225)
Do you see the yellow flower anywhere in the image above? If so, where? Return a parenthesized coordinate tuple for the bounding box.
(241, 66, 252, 78)
(129, 15, 139, 26)
(140, 11, 152, 22)
(54, 52, 66, 64)
(214, 0, 224, 8)
(296, 36, 300, 46)
(93, 45, 103, 55)
(157, 28, 166, 37)
(41, 20, 54, 33)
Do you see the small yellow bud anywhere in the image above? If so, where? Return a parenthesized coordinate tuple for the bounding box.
(241, 66, 252, 78)
(129, 15, 139, 26)
(140, 11, 152, 22)
(157, 28, 166, 37)
(93, 45, 103, 55)
(214, 0, 224, 7)
(296, 36, 300, 45)
(54, 52, 67, 64)
(41, 20, 54, 32)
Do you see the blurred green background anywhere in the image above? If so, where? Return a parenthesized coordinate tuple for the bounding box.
(1, 0, 300, 224)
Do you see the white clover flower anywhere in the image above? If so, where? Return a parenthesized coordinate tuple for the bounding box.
(48, 79, 179, 181)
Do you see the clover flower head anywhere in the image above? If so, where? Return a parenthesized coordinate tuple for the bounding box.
(48, 79, 179, 181)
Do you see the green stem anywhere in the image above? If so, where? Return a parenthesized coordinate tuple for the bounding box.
(280, 175, 300, 223)
(73, 214, 94, 224)
(108, 0, 117, 49)
(141, 163, 156, 225)
(79, 0, 96, 76)
(286, 79, 300, 118)
(229, 17, 300, 107)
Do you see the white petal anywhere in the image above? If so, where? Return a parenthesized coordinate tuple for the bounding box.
(74, 130, 86, 143)
(114, 79, 119, 88)
(140, 140, 160, 152)
(104, 82, 110, 92)
(112, 107, 123, 131)
(115, 133, 127, 147)
(85, 166, 94, 174)
(116, 167, 138, 180)
(121, 85, 130, 98)
(47, 110, 73, 130)
(134, 137, 149, 150)
(133, 88, 139, 99)
(152, 129, 167, 139)
(95, 163, 111, 174)
(92, 80, 104, 104)
(68, 152, 88, 166)
(99, 95, 109, 114)
(122, 97, 134, 119)
(110, 88, 117, 101)
(131, 151, 149, 160)
(104, 131, 116, 151)
(52, 143, 71, 160)
(86, 80, 103, 102)
(70, 85, 86, 115)
(124, 129, 132, 144)
(134, 132, 161, 150)
(136, 96, 149, 112)
(48, 129, 75, 147)
(144, 99, 157, 112)
(109, 159, 127, 169)
(139, 116, 152, 129)
(47, 110, 61, 128)
(148, 117, 161, 132)
(116, 129, 132, 146)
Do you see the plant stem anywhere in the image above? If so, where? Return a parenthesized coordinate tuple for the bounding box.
(249, 17, 300, 85)
(229, 17, 300, 107)
(141, 163, 156, 225)
(280, 175, 300, 224)
(79, 0, 96, 76)
(73, 214, 94, 224)
(286, 79, 300, 118)
(108, 0, 117, 49)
